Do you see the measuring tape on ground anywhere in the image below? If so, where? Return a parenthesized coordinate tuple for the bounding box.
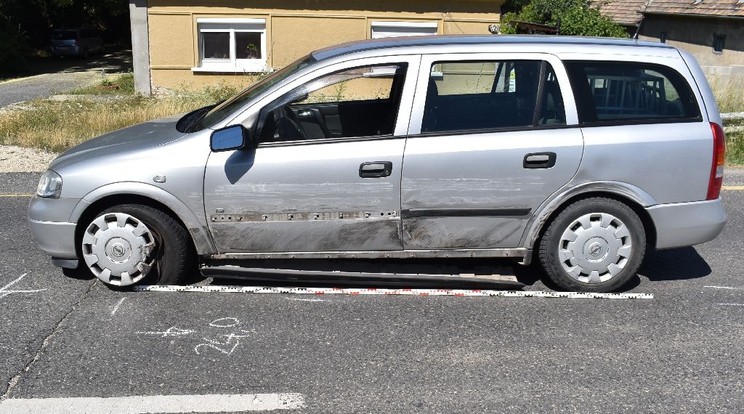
(133, 285, 653, 300)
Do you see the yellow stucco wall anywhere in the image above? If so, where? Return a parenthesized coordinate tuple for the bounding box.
(147, 0, 504, 90)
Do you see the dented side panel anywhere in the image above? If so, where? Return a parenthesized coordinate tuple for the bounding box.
(401, 128, 584, 249)
(204, 138, 405, 253)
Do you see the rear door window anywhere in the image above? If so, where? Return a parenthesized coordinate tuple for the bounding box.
(421, 60, 566, 133)
(564, 61, 701, 125)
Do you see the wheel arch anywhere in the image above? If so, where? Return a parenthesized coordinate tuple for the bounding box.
(70, 183, 216, 258)
(522, 182, 658, 259)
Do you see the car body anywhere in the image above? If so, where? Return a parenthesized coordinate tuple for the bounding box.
(50, 28, 104, 58)
(29, 35, 727, 292)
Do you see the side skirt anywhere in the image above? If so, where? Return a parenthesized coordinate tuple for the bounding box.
(208, 248, 531, 263)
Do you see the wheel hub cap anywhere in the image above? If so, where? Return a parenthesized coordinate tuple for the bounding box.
(81, 212, 157, 286)
(558, 212, 632, 284)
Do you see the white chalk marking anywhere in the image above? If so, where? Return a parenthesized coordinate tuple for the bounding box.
(134, 285, 654, 300)
(135, 326, 195, 337)
(704, 286, 743, 290)
(0, 273, 46, 300)
(209, 317, 240, 328)
(717, 303, 744, 307)
(110, 298, 126, 316)
(0, 393, 305, 413)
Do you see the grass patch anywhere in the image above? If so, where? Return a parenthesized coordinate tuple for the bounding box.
(70, 73, 135, 95)
(0, 94, 216, 152)
(726, 130, 744, 166)
(710, 76, 744, 114)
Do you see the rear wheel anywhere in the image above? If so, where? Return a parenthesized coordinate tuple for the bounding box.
(81, 204, 194, 287)
(538, 198, 646, 292)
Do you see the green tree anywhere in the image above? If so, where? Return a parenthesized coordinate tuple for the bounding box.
(500, 0, 628, 38)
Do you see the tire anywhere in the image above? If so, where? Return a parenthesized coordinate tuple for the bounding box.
(81, 204, 194, 287)
(538, 197, 646, 292)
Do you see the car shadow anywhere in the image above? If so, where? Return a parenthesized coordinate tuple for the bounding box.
(638, 246, 712, 281)
(511, 246, 711, 291)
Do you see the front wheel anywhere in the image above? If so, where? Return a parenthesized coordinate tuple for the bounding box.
(538, 198, 646, 292)
(81, 204, 194, 287)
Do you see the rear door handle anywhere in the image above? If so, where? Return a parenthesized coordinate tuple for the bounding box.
(359, 161, 393, 178)
(523, 152, 556, 169)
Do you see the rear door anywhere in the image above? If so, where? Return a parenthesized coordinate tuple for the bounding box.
(401, 53, 584, 249)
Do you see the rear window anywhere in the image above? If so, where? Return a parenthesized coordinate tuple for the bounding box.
(565, 61, 701, 125)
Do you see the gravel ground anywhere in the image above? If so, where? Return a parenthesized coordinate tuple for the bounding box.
(0, 145, 57, 173)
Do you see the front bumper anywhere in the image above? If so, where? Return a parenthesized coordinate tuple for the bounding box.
(647, 198, 726, 249)
(28, 196, 80, 262)
(28, 218, 77, 259)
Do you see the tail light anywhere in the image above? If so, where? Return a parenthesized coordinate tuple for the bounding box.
(707, 122, 726, 200)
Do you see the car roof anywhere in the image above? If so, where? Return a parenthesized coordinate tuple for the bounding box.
(311, 35, 672, 61)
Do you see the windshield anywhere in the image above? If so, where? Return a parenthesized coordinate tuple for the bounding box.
(53, 31, 77, 40)
(192, 55, 316, 130)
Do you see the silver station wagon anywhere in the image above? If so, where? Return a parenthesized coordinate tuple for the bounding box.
(29, 36, 727, 292)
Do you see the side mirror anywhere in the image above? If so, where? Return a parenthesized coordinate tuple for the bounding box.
(210, 125, 253, 152)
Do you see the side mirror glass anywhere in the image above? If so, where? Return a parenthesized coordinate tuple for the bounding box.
(210, 125, 252, 152)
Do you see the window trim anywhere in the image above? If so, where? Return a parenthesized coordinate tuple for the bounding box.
(418, 59, 566, 133)
(564, 60, 702, 126)
(408, 53, 579, 135)
(193, 17, 268, 73)
(254, 62, 410, 145)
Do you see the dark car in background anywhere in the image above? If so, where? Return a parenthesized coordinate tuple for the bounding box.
(50, 28, 104, 58)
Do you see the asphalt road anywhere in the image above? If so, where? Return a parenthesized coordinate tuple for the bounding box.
(0, 50, 133, 109)
(1, 171, 743, 413)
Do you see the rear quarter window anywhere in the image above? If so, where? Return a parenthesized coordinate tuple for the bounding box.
(565, 61, 701, 125)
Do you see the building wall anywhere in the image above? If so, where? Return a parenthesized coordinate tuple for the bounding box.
(638, 15, 744, 85)
(146, 0, 504, 90)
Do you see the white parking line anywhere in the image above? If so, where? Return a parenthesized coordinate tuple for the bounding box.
(0, 393, 305, 413)
(134, 285, 654, 300)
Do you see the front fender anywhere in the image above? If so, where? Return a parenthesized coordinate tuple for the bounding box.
(69, 182, 216, 255)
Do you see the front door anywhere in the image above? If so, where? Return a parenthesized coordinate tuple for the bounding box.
(401, 54, 584, 249)
(204, 58, 418, 253)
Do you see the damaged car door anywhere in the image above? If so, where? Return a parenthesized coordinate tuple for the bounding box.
(204, 57, 419, 253)
(401, 54, 584, 250)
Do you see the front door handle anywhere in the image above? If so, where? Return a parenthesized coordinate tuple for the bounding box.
(359, 161, 393, 178)
(524, 152, 556, 169)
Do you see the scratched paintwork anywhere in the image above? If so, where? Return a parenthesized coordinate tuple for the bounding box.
(210, 210, 398, 222)
(204, 137, 406, 253)
(403, 216, 527, 249)
(210, 219, 402, 252)
(400, 128, 584, 249)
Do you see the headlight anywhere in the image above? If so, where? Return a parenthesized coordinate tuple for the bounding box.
(36, 170, 63, 198)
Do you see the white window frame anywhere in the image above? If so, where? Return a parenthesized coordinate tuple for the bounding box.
(193, 18, 267, 73)
(370, 21, 439, 39)
(370, 21, 437, 76)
